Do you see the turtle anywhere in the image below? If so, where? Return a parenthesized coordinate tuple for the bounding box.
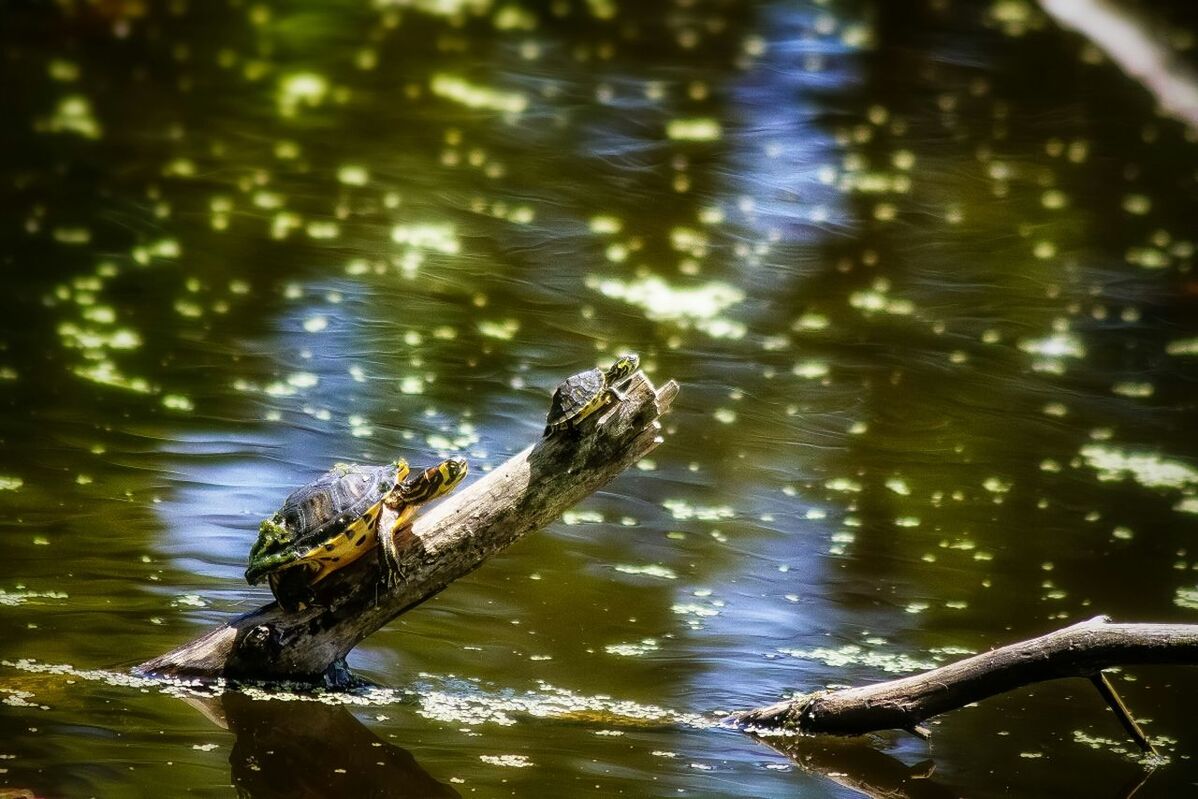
(544, 353, 640, 437)
(245, 456, 468, 610)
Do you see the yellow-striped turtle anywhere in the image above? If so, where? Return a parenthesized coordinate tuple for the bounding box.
(246, 457, 467, 610)
(544, 353, 640, 437)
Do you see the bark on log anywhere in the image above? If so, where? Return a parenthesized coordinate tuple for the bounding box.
(137, 370, 677, 686)
(729, 616, 1198, 738)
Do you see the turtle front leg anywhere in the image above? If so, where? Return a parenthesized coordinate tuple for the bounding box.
(377, 513, 411, 589)
(606, 383, 631, 404)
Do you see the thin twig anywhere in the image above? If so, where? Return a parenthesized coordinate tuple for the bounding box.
(1090, 671, 1156, 755)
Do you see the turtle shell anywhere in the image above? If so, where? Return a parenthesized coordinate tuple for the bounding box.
(276, 463, 398, 544)
(547, 367, 605, 426)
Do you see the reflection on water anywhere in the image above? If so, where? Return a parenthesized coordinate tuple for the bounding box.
(219, 693, 460, 799)
(2, 0, 1198, 796)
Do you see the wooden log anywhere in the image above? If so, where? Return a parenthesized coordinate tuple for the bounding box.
(1039, 0, 1198, 128)
(137, 371, 678, 686)
(728, 616, 1198, 741)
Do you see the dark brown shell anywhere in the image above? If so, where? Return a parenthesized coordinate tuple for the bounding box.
(546, 367, 605, 426)
(276, 463, 396, 542)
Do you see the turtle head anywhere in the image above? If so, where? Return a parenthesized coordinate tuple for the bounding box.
(391, 458, 411, 483)
(606, 353, 640, 383)
(245, 515, 301, 584)
(401, 456, 469, 504)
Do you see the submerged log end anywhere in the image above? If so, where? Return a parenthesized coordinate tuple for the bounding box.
(725, 696, 813, 732)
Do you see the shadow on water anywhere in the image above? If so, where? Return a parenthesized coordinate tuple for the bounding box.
(204, 692, 459, 799)
(755, 732, 1159, 799)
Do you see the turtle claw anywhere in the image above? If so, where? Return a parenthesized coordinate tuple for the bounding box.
(377, 543, 402, 589)
(377, 525, 408, 590)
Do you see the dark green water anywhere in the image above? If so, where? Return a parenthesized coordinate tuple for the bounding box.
(2, 0, 1198, 796)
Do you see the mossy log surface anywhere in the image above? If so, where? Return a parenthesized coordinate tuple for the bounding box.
(138, 371, 677, 686)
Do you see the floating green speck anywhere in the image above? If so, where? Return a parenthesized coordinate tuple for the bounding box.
(478, 319, 519, 340)
(430, 74, 528, 114)
(1166, 338, 1198, 356)
(46, 95, 102, 139)
(278, 72, 329, 117)
(162, 394, 194, 412)
(666, 118, 722, 141)
(1175, 586, 1198, 611)
(605, 639, 660, 657)
(337, 165, 369, 186)
(391, 223, 460, 254)
(662, 499, 734, 521)
(614, 564, 676, 580)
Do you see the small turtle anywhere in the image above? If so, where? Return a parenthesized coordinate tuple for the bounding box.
(544, 353, 640, 437)
(245, 457, 467, 610)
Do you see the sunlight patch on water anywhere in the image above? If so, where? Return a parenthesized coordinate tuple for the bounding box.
(604, 638, 660, 657)
(131, 238, 181, 265)
(1166, 337, 1198, 356)
(0, 477, 24, 491)
(666, 118, 722, 141)
(614, 564, 677, 580)
(1174, 587, 1198, 611)
(391, 223, 460, 254)
(477, 318, 519, 340)
(73, 361, 153, 394)
(377, 0, 494, 18)
(337, 165, 369, 186)
(1080, 444, 1198, 491)
(479, 754, 533, 767)
(57, 323, 141, 352)
(48, 58, 79, 82)
(987, 0, 1042, 37)
(587, 276, 745, 339)
(306, 220, 340, 239)
(849, 280, 914, 316)
(1111, 381, 1153, 398)
(277, 72, 329, 117)
(792, 361, 828, 380)
(426, 421, 480, 453)
(672, 598, 724, 630)
(40, 95, 101, 139)
(53, 226, 92, 245)
(1073, 728, 1173, 767)
(562, 510, 603, 525)
(824, 477, 862, 493)
(589, 215, 622, 234)
(162, 394, 194, 412)
(416, 677, 712, 729)
(0, 589, 67, 607)
(431, 74, 527, 114)
(777, 644, 940, 674)
(662, 500, 734, 521)
(1018, 332, 1086, 359)
(793, 312, 829, 331)
(1121, 194, 1150, 215)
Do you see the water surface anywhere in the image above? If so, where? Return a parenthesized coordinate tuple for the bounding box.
(2, 0, 1198, 796)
